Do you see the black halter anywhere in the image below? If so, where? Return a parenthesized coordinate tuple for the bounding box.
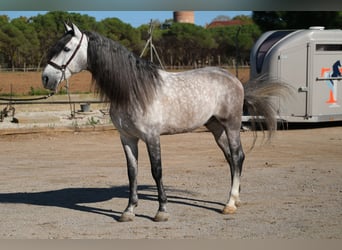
(47, 33, 84, 73)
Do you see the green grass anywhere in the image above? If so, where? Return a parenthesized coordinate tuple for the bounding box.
(28, 86, 51, 96)
(28, 86, 76, 96)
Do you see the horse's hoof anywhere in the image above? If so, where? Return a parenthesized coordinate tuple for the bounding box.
(154, 211, 169, 222)
(119, 212, 135, 222)
(222, 205, 237, 214)
(235, 200, 242, 207)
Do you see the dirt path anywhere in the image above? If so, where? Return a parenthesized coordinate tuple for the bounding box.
(0, 126, 341, 239)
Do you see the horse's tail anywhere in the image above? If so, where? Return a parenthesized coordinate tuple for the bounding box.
(243, 76, 291, 145)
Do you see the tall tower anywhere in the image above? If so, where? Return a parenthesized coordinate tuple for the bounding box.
(173, 11, 194, 24)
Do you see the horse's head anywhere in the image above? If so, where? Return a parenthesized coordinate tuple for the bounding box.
(42, 23, 88, 92)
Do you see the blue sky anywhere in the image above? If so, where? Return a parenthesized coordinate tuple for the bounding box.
(0, 11, 251, 27)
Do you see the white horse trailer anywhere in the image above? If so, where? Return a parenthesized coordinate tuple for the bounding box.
(249, 27, 342, 122)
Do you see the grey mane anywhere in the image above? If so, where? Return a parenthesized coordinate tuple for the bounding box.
(85, 31, 161, 112)
(46, 31, 74, 61)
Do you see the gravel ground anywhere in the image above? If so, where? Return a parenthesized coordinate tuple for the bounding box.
(0, 116, 341, 239)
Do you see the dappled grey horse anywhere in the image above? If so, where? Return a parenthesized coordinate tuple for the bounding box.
(42, 23, 287, 222)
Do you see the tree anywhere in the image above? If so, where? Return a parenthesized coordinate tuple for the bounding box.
(11, 17, 40, 70)
(253, 11, 342, 32)
(252, 11, 286, 32)
(0, 11, 273, 70)
(0, 15, 10, 67)
(208, 15, 261, 65)
(236, 23, 261, 63)
(98, 17, 142, 53)
(159, 23, 217, 67)
(0, 23, 27, 70)
(0, 15, 9, 25)
(282, 12, 342, 29)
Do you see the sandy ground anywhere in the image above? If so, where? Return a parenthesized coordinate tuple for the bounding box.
(0, 70, 341, 238)
(0, 119, 341, 239)
(0, 71, 93, 95)
(0, 68, 250, 96)
(1, 70, 340, 239)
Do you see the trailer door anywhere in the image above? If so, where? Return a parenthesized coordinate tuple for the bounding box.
(312, 43, 342, 120)
(278, 43, 308, 118)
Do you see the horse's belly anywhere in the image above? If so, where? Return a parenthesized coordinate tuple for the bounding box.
(159, 106, 212, 135)
(160, 123, 202, 135)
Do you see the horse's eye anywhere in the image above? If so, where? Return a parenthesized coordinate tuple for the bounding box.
(63, 47, 71, 52)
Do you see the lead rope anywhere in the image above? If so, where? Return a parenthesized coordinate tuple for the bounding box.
(61, 69, 74, 119)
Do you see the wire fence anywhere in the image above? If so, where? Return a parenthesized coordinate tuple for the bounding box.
(0, 64, 251, 73)
(0, 67, 43, 72)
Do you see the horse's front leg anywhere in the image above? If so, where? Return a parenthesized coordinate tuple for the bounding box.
(146, 137, 169, 222)
(119, 135, 139, 222)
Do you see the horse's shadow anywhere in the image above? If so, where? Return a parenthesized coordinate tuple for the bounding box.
(0, 185, 224, 221)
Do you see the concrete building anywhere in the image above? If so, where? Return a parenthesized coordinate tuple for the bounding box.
(173, 11, 194, 24)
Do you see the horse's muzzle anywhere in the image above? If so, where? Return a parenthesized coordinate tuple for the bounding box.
(42, 75, 57, 92)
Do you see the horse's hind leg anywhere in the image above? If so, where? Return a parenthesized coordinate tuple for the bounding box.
(205, 117, 245, 214)
(223, 122, 245, 214)
(119, 135, 139, 222)
(146, 136, 169, 222)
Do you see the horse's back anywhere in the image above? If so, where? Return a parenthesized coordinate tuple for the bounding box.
(152, 67, 244, 134)
(159, 67, 244, 111)
(159, 67, 242, 93)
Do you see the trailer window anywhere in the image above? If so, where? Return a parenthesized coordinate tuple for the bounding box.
(256, 31, 294, 74)
(316, 44, 342, 51)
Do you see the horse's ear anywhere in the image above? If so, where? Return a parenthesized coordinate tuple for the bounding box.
(64, 22, 73, 33)
(71, 23, 82, 38)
